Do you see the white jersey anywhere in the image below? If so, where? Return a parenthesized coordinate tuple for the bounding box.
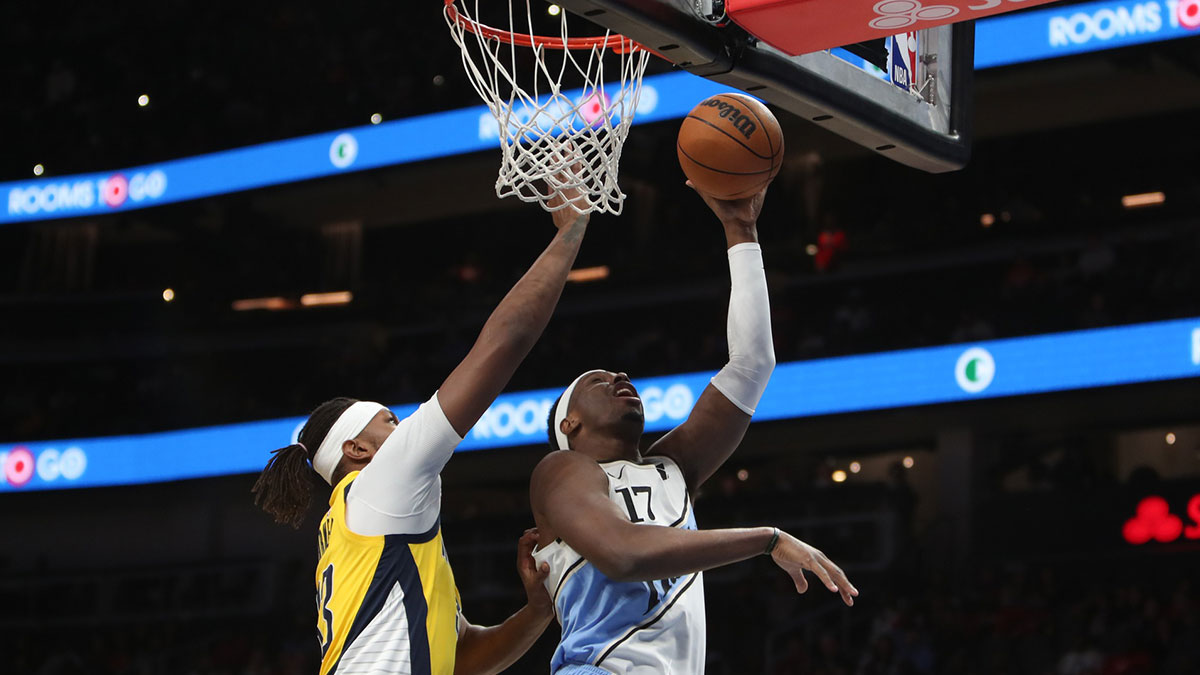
(532, 455, 706, 675)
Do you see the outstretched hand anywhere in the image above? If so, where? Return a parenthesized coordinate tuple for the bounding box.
(770, 530, 859, 607)
(517, 528, 554, 617)
(547, 148, 590, 231)
(687, 180, 768, 230)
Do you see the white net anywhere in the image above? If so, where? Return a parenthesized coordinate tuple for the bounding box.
(444, 0, 652, 215)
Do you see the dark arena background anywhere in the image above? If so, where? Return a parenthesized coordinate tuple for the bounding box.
(4, 2, 1200, 674)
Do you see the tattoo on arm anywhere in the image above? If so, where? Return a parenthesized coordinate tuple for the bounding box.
(561, 216, 587, 242)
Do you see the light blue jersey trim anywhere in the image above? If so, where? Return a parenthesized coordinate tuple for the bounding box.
(551, 507, 699, 672)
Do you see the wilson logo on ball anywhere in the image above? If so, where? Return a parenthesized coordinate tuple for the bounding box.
(700, 99, 758, 140)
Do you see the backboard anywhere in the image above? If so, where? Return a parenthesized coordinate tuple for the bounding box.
(554, 0, 976, 172)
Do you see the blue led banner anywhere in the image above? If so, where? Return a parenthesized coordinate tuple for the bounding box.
(975, 0, 1200, 69)
(3, 317, 1198, 492)
(0, 73, 737, 225)
(4, 1, 1196, 226)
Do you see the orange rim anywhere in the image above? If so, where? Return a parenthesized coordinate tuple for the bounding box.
(444, 0, 647, 54)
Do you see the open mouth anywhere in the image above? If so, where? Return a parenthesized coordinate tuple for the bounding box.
(614, 383, 640, 400)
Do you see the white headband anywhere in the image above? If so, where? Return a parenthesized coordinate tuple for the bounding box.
(312, 401, 386, 484)
(553, 370, 600, 450)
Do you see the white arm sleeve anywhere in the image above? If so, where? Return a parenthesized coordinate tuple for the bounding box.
(344, 392, 464, 536)
(709, 242, 776, 415)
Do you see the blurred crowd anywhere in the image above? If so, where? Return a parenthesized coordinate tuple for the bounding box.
(3, 2, 668, 181)
(15, 482, 1198, 675)
(3, 208, 1196, 442)
(3, 3, 479, 180)
(18, 619, 317, 675)
(754, 564, 1200, 675)
(4, 0, 1197, 445)
(9, 387, 1196, 674)
(8, 3, 1199, 674)
(22, 570, 1197, 675)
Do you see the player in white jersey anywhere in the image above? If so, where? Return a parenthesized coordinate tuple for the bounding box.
(530, 183, 858, 674)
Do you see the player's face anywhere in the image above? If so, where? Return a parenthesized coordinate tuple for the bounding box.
(568, 370, 645, 436)
(353, 408, 400, 461)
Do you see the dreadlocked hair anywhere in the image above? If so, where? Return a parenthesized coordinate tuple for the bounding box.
(252, 396, 357, 528)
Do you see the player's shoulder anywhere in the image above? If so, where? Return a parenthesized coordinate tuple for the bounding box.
(531, 450, 608, 493)
(533, 449, 601, 477)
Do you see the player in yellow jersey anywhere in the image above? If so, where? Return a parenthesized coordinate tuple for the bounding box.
(253, 186, 590, 675)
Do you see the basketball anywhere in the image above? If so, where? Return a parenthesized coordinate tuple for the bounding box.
(677, 93, 785, 200)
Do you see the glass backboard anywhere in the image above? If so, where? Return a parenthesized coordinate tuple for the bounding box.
(554, 0, 976, 172)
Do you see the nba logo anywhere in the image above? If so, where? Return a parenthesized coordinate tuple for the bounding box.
(887, 32, 918, 93)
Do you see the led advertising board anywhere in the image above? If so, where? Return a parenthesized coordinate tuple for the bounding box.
(3, 317, 1197, 492)
(4, 1, 1196, 225)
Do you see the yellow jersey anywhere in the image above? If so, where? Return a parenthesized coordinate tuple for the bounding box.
(316, 471, 461, 675)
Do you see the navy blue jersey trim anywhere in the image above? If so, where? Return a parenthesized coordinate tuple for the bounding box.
(328, 535, 434, 675)
(388, 515, 442, 544)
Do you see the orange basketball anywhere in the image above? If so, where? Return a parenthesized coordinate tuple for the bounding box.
(677, 93, 784, 200)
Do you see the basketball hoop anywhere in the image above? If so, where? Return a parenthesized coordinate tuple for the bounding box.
(444, 0, 653, 215)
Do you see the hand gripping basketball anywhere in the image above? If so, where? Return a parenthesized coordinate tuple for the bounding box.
(769, 530, 859, 607)
(686, 179, 767, 231)
(678, 93, 784, 200)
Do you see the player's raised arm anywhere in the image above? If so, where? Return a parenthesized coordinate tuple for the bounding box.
(438, 191, 588, 437)
(252, 179, 588, 530)
(648, 182, 776, 492)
